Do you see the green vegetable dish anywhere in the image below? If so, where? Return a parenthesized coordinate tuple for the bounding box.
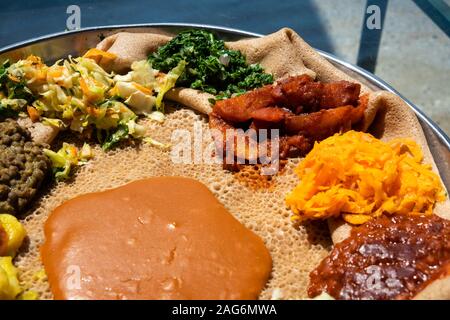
(148, 29, 274, 100)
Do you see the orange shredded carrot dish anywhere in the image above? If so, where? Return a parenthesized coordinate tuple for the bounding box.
(286, 130, 446, 225)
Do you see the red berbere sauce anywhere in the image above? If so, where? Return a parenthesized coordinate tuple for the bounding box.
(308, 214, 450, 300)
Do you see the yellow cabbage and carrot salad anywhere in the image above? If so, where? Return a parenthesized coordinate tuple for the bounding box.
(43, 142, 94, 181)
(0, 49, 185, 179)
(1, 52, 184, 143)
(286, 130, 446, 225)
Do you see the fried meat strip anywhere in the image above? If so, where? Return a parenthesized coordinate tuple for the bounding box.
(284, 103, 365, 139)
(212, 85, 276, 123)
(274, 75, 361, 112)
(212, 75, 361, 123)
(250, 107, 291, 123)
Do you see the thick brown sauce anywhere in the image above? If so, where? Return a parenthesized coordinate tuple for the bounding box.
(41, 177, 272, 300)
(308, 215, 450, 300)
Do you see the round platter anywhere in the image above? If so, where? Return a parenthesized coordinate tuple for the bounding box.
(1, 23, 449, 190)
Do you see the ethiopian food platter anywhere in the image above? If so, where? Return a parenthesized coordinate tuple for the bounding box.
(0, 25, 449, 300)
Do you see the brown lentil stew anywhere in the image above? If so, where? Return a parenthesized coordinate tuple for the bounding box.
(308, 214, 450, 300)
(0, 119, 50, 215)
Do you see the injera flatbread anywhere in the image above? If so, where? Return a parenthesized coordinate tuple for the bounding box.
(14, 28, 449, 300)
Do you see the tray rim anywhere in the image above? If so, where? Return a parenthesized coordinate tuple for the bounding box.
(0, 22, 449, 149)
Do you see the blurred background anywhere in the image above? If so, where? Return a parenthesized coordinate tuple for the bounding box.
(1, 0, 449, 135)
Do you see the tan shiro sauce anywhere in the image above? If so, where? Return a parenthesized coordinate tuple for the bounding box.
(41, 177, 272, 300)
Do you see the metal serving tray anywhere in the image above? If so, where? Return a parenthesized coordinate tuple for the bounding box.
(1, 23, 449, 189)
